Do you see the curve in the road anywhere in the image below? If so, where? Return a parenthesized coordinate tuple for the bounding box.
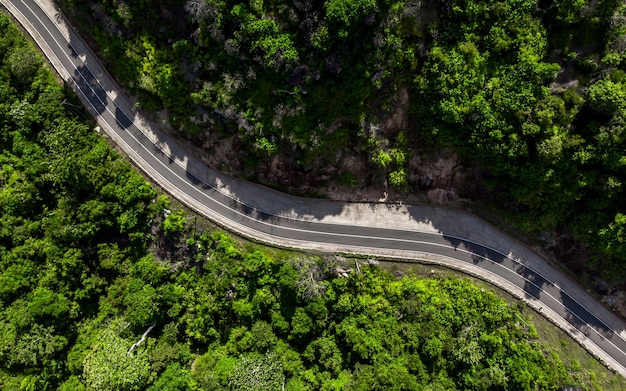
(4, 0, 626, 377)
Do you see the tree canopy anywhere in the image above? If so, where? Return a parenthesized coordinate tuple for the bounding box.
(1, 7, 626, 391)
(54, 0, 626, 281)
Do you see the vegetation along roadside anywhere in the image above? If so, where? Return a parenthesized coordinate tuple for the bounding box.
(53, 0, 626, 309)
(1, 10, 625, 390)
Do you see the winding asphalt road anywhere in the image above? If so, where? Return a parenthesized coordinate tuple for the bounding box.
(4, 0, 626, 378)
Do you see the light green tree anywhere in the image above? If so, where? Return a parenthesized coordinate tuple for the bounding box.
(228, 352, 284, 391)
(82, 319, 152, 391)
(324, 0, 377, 38)
(162, 210, 186, 236)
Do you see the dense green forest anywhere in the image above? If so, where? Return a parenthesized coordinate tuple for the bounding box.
(55, 0, 626, 281)
(1, 12, 625, 390)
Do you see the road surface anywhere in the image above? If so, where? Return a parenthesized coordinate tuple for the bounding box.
(3, 0, 626, 377)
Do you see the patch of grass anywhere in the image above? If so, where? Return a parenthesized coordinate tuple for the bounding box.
(526, 308, 626, 391)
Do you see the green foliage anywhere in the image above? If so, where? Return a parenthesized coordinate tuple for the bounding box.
(162, 210, 186, 236)
(191, 346, 237, 390)
(155, 235, 591, 390)
(388, 169, 408, 191)
(146, 363, 192, 391)
(5, 45, 41, 86)
(599, 213, 626, 277)
(587, 78, 626, 114)
(228, 352, 284, 391)
(0, 13, 157, 388)
(82, 319, 152, 391)
(372, 149, 392, 168)
(338, 172, 358, 187)
(2, 7, 626, 391)
(553, 0, 589, 23)
(324, 0, 378, 38)
(57, 376, 86, 391)
(256, 136, 279, 155)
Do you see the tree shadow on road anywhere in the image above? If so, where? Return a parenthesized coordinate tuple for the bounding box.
(442, 233, 552, 301)
(561, 291, 615, 336)
(72, 63, 107, 115)
(115, 104, 132, 129)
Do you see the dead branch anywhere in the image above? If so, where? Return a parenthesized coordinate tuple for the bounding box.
(127, 324, 156, 355)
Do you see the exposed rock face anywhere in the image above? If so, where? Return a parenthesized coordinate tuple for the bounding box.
(417, 176, 434, 189)
(166, 77, 481, 204)
(382, 87, 409, 133)
(594, 279, 610, 295)
(286, 65, 316, 86)
(602, 290, 626, 319)
(406, 151, 481, 200)
(325, 52, 342, 74)
(427, 188, 458, 204)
